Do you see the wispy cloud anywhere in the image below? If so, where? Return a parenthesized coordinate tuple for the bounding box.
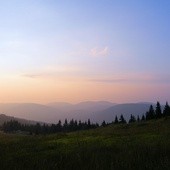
(22, 74, 43, 79)
(21, 65, 82, 79)
(88, 73, 170, 84)
(89, 78, 127, 83)
(90, 46, 109, 57)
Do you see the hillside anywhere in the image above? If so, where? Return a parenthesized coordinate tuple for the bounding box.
(0, 114, 39, 125)
(0, 117, 169, 170)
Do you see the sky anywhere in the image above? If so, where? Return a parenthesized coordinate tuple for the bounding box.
(0, 0, 170, 104)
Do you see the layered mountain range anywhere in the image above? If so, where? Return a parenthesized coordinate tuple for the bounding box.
(0, 101, 155, 124)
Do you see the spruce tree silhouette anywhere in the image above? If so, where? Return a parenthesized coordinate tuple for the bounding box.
(114, 115, 119, 124)
(63, 119, 68, 132)
(102, 120, 106, 127)
(163, 102, 170, 117)
(119, 114, 126, 124)
(129, 114, 136, 123)
(141, 115, 146, 121)
(146, 105, 155, 120)
(155, 102, 162, 119)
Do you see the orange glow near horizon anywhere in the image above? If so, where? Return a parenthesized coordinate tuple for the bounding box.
(0, 0, 169, 105)
(0, 73, 169, 104)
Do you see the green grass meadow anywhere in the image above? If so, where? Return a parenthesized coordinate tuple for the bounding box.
(0, 118, 170, 170)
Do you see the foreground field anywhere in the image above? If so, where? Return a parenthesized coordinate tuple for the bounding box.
(0, 118, 170, 170)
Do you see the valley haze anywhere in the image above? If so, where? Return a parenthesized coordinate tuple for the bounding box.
(0, 101, 155, 124)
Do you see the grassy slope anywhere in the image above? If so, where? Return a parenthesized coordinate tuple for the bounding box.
(0, 118, 170, 170)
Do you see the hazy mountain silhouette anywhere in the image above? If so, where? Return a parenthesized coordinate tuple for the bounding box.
(48, 101, 115, 112)
(0, 114, 39, 125)
(47, 102, 73, 110)
(74, 101, 116, 112)
(0, 103, 63, 123)
(92, 103, 154, 123)
(47, 101, 116, 122)
(0, 102, 155, 123)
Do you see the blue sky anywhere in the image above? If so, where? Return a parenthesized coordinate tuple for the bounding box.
(0, 0, 170, 103)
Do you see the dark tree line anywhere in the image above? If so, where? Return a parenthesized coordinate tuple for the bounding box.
(2, 101, 170, 134)
(2, 119, 99, 135)
(111, 101, 170, 125)
(112, 114, 127, 124)
(144, 101, 170, 121)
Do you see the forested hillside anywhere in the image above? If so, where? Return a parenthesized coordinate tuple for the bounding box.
(0, 117, 169, 170)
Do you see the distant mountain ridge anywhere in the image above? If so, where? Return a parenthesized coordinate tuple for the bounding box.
(47, 101, 115, 112)
(0, 114, 39, 126)
(0, 101, 156, 123)
(0, 101, 115, 123)
(92, 103, 154, 123)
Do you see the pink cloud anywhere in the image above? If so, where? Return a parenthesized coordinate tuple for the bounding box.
(90, 46, 109, 57)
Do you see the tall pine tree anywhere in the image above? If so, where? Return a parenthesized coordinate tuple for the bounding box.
(155, 102, 162, 119)
(119, 114, 126, 124)
(163, 102, 170, 117)
(129, 114, 136, 123)
(146, 105, 155, 120)
(114, 115, 119, 124)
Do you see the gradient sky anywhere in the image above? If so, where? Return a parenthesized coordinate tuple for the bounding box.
(0, 0, 170, 104)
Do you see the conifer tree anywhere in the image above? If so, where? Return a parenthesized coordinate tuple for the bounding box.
(74, 120, 78, 130)
(56, 120, 62, 132)
(146, 105, 155, 120)
(129, 114, 136, 123)
(141, 115, 146, 121)
(119, 114, 126, 124)
(101, 120, 106, 127)
(155, 102, 162, 119)
(163, 102, 170, 117)
(87, 119, 91, 128)
(63, 119, 68, 131)
(114, 115, 119, 124)
(78, 120, 82, 130)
